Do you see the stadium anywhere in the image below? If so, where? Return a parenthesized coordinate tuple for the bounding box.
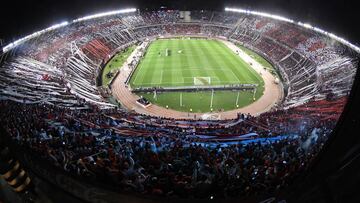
(0, 1, 359, 202)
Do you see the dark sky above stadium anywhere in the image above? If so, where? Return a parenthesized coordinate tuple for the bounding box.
(0, 0, 358, 46)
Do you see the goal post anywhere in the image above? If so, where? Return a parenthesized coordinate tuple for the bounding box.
(193, 77, 211, 85)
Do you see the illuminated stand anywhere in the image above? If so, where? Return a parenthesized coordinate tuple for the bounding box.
(2, 8, 137, 53)
(225, 7, 359, 108)
(224, 7, 360, 54)
(67, 42, 116, 108)
(0, 8, 137, 109)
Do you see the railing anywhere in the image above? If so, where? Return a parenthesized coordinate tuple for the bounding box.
(132, 84, 258, 93)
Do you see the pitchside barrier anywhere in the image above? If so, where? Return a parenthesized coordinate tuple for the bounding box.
(132, 84, 258, 93)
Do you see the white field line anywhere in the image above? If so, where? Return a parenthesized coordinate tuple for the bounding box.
(227, 68, 242, 83)
(222, 41, 265, 80)
(132, 67, 142, 85)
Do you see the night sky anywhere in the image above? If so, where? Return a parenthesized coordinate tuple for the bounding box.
(0, 0, 359, 45)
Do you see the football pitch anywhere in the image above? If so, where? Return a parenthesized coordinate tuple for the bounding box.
(128, 38, 266, 113)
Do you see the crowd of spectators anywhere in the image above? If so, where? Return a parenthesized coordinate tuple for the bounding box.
(230, 20, 358, 108)
(0, 96, 344, 198)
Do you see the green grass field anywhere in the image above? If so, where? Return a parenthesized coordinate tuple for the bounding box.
(127, 38, 267, 113)
(101, 45, 135, 86)
(138, 90, 263, 113)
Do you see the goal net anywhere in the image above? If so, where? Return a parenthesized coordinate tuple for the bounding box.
(194, 77, 211, 85)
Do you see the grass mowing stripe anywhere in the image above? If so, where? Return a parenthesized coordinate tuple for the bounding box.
(198, 39, 232, 84)
(178, 39, 190, 85)
(217, 41, 262, 83)
(133, 40, 166, 86)
(158, 40, 170, 85)
(151, 40, 170, 85)
(216, 41, 262, 84)
(168, 39, 176, 86)
(206, 40, 241, 84)
(187, 39, 206, 82)
(210, 40, 250, 84)
(192, 40, 212, 81)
